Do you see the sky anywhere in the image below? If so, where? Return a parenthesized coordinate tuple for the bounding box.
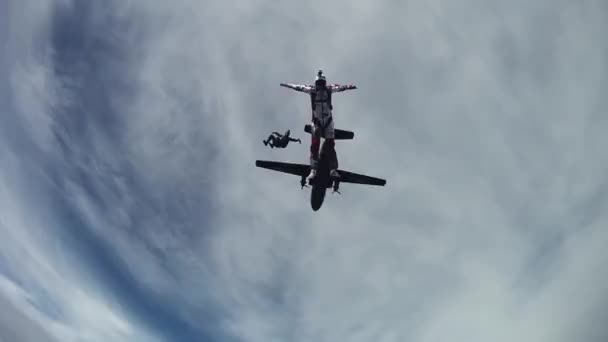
(1, 0, 608, 341)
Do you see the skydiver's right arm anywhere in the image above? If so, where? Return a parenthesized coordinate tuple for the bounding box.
(329, 84, 357, 93)
(280, 83, 313, 93)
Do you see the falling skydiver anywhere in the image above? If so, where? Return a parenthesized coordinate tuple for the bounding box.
(263, 129, 301, 148)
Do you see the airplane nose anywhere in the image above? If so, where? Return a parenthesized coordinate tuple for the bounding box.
(311, 197, 323, 211)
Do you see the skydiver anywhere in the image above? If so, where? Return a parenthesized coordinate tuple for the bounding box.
(280, 70, 357, 181)
(263, 129, 301, 148)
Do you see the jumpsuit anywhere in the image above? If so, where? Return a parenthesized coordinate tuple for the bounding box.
(279, 82, 357, 171)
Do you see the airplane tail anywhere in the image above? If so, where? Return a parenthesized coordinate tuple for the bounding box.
(304, 124, 354, 140)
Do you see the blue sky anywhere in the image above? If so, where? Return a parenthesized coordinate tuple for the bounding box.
(1, 1, 608, 341)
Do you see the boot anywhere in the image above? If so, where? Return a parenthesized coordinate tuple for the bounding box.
(307, 158, 318, 183)
(307, 169, 317, 182)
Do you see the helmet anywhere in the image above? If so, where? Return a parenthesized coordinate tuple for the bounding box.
(315, 71, 326, 88)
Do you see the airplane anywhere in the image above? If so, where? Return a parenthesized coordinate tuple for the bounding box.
(255, 125, 386, 211)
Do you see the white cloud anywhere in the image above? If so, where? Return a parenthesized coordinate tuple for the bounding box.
(144, 1, 605, 341)
(1, 1, 166, 341)
(0, 143, 163, 341)
(3, 0, 608, 341)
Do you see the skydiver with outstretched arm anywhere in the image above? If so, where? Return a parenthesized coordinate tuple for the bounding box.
(263, 129, 301, 148)
(280, 70, 357, 181)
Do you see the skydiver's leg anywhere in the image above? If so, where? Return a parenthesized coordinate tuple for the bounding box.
(325, 117, 335, 141)
(324, 117, 340, 178)
(263, 134, 273, 146)
(326, 138, 338, 170)
(327, 142, 341, 186)
(308, 123, 321, 180)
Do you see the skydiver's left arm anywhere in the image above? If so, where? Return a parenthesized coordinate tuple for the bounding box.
(280, 83, 313, 93)
(329, 84, 357, 93)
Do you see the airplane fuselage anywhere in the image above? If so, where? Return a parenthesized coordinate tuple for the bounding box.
(309, 139, 337, 211)
(255, 124, 385, 212)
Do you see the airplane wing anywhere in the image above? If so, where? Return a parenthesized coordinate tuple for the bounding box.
(337, 170, 386, 186)
(255, 160, 310, 177)
(304, 124, 354, 140)
(256, 160, 386, 186)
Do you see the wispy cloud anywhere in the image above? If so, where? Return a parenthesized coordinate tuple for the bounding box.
(2, 0, 607, 341)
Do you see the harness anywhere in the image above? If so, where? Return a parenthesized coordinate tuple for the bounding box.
(310, 87, 333, 111)
(312, 114, 333, 129)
